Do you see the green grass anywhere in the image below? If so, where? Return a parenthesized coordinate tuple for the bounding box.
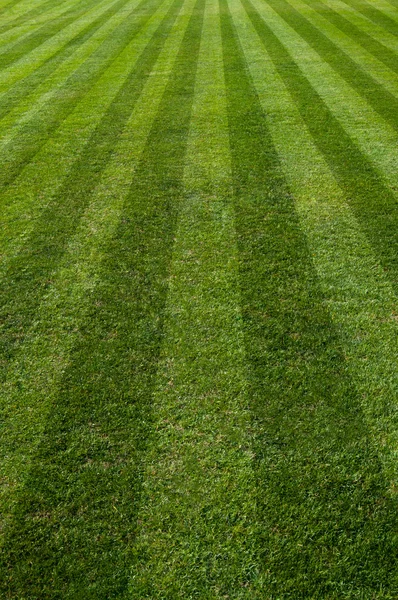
(0, 0, 134, 121)
(299, 0, 398, 75)
(339, 0, 398, 36)
(0, 0, 70, 38)
(1, 0, 398, 597)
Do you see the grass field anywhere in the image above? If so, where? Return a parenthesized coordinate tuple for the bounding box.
(0, 0, 398, 596)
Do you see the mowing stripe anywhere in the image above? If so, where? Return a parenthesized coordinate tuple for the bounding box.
(221, 0, 398, 595)
(300, 0, 398, 76)
(0, 0, 83, 52)
(129, 0, 259, 596)
(0, 8, 64, 54)
(0, 0, 62, 48)
(340, 0, 398, 36)
(234, 0, 398, 503)
(0, 0, 164, 191)
(0, 0, 184, 392)
(0, 0, 102, 72)
(0, 0, 205, 595)
(0, 0, 142, 139)
(0, 0, 86, 48)
(323, 0, 398, 52)
(243, 0, 398, 295)
(0, 0, 157, 262)
(249, 0, 398, 196)
(0, 0, 194, 552)
(376, 0, 398, 12)
(0, 0, 26, 18)
(262, 0, 398, 134)
(0, 0, 114, 92)
(0, 0, 69, 37)
(0, 0, 132, 122)
(289, 0, 398, 96)
(0, 3, 176, 294)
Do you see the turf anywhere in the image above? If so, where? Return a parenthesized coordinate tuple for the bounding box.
(0, 0, 398, 597)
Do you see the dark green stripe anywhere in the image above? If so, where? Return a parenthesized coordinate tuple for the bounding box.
(220, 0, 398, 595)
(244, 0, 398, 301)
(0, 0, 101, 71)
(0, 0, 132, 122)
(385, 0, 398, 8)
(0, 0, 69, 37)
(0, 0, 174, 383)
(0, 0, 161, 191)
(339, 0, 398, 37)
(0, 0, 205, 595)
(301, 0, 398, 76)
(0, 0, 27, 20)
(263, 0, 398, 133)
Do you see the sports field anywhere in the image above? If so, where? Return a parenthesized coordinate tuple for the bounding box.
(0, 0, 398, 596)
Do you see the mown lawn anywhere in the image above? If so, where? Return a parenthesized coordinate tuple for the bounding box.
(0, 0, 398, 597)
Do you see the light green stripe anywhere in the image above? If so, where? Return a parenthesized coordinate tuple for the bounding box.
(130, 0, 259, 595)
(0, 0, 26, 12)
(0, 0, 24, 13)
(249, 0, 398, 193)
(0, 0, 86, 52)
(0, 0, 141, 136)
(0, 0, 69, 34)
(320, 0, 398, 51)
(0, 0, 194, 537)
(287, 0, 398, 97)
(0, 25, 44, 53)
(2, 0, 80, 28)
(0, 8, 56, 52)
(233, 0, 398, 484)
(0, 0, 62, 23)
(0, 0, 171, 263)
(0, 0, 111, 92)
(384, 0, 398, 9)
(0, 0, 130, 128)
(354, 0, 398, 23)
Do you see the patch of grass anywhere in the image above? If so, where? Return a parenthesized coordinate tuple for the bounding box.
(0, 0, 163, 190)
(0, 0, 99, 70)
(0, 0, 70, 37)
(248, 0, 398, 195)
(234, 0, 398, 492)
(244, 0, 398, 294)
(300, 0, 398, 75)
(0, 0, 170, 380)
(264, 0, 398, 131)
(339, 0, 398, 36)
(221, 0, 398, 595)
(1, 0, 398, 597)
(0, 0, 31, 21)
(0, 0, 205, 595)
(0, 0, 191, 544)
(323, 0, 398, 52)
(129, 2, 260, 596)
(0, 0, 133, 121)
(288, 0, 398, 99)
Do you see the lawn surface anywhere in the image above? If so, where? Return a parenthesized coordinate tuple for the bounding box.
(0, 0, 398, 597)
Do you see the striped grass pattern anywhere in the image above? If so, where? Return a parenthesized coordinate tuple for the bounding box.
(0, 0, 398, 597)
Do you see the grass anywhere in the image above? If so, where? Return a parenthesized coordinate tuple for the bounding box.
(0, 0, 398, 597)
(0, 0, 134, 121)
(130, 2, 258, 595)
(299, 0, 398, 75)
(221, 2, 398, 595)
